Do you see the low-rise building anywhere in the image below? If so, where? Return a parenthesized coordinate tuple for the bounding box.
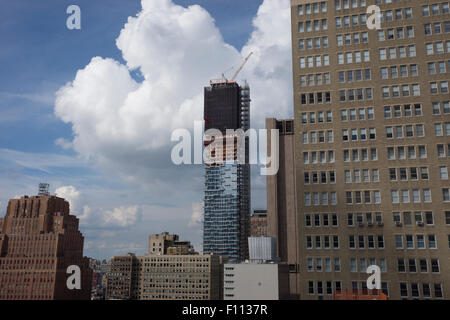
(106, 233, 224, 300)
(223, 263, 290, 300)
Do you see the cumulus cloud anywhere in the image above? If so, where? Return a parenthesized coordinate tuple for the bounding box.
(55, 185, 81, 214)
(102, 205, 141, 227)
(55, 185, 140, 228)
(54, 0, 292, 191)
(188, 202, 203, 228)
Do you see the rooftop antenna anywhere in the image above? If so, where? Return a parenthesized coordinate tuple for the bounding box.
(38, 183, 50, 196)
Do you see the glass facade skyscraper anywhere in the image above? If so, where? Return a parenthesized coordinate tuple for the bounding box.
(203, 81, 251, 262)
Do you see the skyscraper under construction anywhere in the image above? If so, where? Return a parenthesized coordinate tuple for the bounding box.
(203, 79, 251, 262)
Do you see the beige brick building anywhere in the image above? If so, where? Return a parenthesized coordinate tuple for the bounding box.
(106, 234, 224, 300)
(268, 0, 450, 300)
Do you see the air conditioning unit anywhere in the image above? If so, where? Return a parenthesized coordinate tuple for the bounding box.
(395, 221, 403, 227)
(416, 221, 424, 227)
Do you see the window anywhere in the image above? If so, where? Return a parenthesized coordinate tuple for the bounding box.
(400, 283, 408, 297)
(435, 284, 443, 298)
(428, 235, 437, 249)
(440, 167, 449, 180)
(395, 235, 403, 249)
(444, 188, 450, 202)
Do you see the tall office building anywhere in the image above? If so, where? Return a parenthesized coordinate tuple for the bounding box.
(288, 0, 450, 299)
(203, 81, 251, 262)
(0, 191, 92, 299)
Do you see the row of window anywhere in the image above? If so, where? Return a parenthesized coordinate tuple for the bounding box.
(430, 81, 449, 94)
(350, 258, 387, 273)
(342, 128, 376, 141)
(349, 235, 385, 249)
(388, 167, 432, 182)
(302, 150, 335, 164)
(379, 45, 416, 60)
(302, 130, 334, 144)
(306, 235, 340, 249)
(336, 32, 369, 46)
(424, 21, 450, 35)
(387, 145, 428, 160)
(309, 258, 387, 273)
(394, 234, 437, 249)
(304, 171, 336, 185)
(335, 14, 367, 29)
(298, 37, 328, 51)
(298, 2, 327, 16)
(385, 124, 425, 139)
(300, 92, 331, 105)
(434, 123, 450, 136)
(423, 3, 450, 16)
(437, 143, 450, 158)
(398, 282, 443, 299)
(335, 0, 367, 11)
(432, 101, 450, 114)
(347, 212, 384, 227)
(304, 192, 338, 206)
(379, 8, 413, 22)
(427, 61, 450, 75)
(380, 64, 418, 79)
(425, 41, 450, 55)
(298, 20, 328, 33)
(392, 211, 435, 226)
(305, 215, 339, 228)
(338, 69, 372, 82)
(339, 88, 373, 101)
(345, 190, 382, 204)
(344, 169, 380, 183)
(308, 281, 443, 299)
(398, 257, 441, 274)
(299, 55, 330, 68)
(377, 26, 415, 41)
(302, 146, 450, 164)
(341, 107, 375, 121)
(343, 148, 378, 162)
(381, 84, 420, 98)
(299, 73, 331, 87)
(384, 104, 422, 118)
(301, 111, 333, 124)
(337, 50, 370, 64)
(390, 189, 432, 204)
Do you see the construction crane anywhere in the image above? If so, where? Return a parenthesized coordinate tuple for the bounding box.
(210, 51, 254, 85)
(230, 51, 253, 82)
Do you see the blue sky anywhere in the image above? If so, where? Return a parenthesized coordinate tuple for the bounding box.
(0, 0, 291, 259)
(0, 0, 261, 153)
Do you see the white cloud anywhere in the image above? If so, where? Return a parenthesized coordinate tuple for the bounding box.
(54, 138, 73, 150)
(188, 202, 203, 228)
(53, 0, 292, 189)
(55, 185, 81, 213)
(55, 185, 140, 228)
(103, 205, 141, 228)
